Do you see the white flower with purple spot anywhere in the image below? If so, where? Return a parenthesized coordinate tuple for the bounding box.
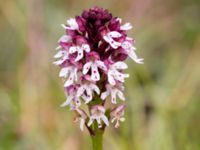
(103, 31, 122, 49)
(83, 53, 107, 81)
(87, 105, 109, 128)
(59, 65, 78, 87)
(121, 41, 143, 64)
(107, 61, 129, 85)
(69, 44, 90, 62)
(61, 86, 81, 110)
(77, 76, 100, 103)
(101, 84, 125, 104)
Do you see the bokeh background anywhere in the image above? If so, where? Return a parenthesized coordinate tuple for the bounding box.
(0, 0, 200, 149)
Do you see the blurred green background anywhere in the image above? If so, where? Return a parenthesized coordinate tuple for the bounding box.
(0, 0, 200, 150)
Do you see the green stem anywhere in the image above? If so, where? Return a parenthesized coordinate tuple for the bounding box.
(91, 122, 103, 150)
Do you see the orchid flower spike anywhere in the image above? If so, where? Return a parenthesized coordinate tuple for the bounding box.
(54, 7, 143, 132)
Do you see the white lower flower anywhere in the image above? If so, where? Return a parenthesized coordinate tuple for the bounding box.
(69, 44, 90, 62)
(111, 105, 126, 128)
(77, 81, 100, 103)
(107, 61, 129, 85)
(121, 41, 143, 64)
(61, 88, 81, 110)
(59, 66, 78, 87)
(87, 105, 109, 128)
(83, 60, 107, 81)
(74, 108, 87, 131)
(103, 31, 122, 49)
(53, 49, 69, 65)
(101, 84, 125, 104)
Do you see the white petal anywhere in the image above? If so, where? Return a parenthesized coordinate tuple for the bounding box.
(77, 86, 85, 97)
(60, 96, 72, 107)
(83, 62, 92, 74)
(69, 46, 78, 53)
(67, 18, 79, 30)
(87, 118, 94, 127)
(101, 91, 109, 100)
(103, 35, 112, 43)
(96, 60, 107, 71)
(110, 41, 121, 49)
(111, 117, 117, 123)
(75, 48, 83, 62)
(82, 44, 90, 53)
(117, 90, 125, 101)
(97, 118, 102, 128)
(121, 41, 131, 50)
(128, 49, 144, 64)
(120, 117, 125, 122)
(53, 59, 65, 65)
(90, 84, 100, 95)
(91, 64, 100, 81)
(107, 31, 122, 38)
(112, 62, 128, 70)
(116, 18, 122, 23)
(64, 73, 74, 87)
(126, 37, 133, 41)
(54, 51, 64, 58)
(55, 45, 61, 50)
(103, 35, 121, 49)
(120, 22, 132, 30)
(114, 71, 129, 82)
(108, 71, 116, 85)
(59, 67, 69, 77)
(101, 115, 109, 126)
(111, 89, 117, 104)
(74, 68, 78, 81)
(61, 24, 67, 29)
(58, 35, 71, 43)
(85, 87, 93, 101)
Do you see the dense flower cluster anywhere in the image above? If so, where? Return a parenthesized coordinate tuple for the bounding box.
(54, 7, 143, 131)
